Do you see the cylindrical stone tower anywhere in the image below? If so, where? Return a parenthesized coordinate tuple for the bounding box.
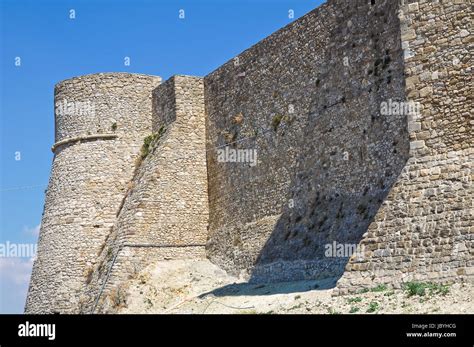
(25, 73, 161, 313)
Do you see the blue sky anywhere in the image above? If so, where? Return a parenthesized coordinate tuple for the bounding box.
(0, 0, 324, 313)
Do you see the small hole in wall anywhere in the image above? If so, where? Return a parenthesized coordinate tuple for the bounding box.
(371, 0, 375, 6)
(379, 180, 385, 189)
(363, 186, 369, 196)
(357, 203, 367, 215)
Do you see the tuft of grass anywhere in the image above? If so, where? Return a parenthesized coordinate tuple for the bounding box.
(106, 248, 113, 259)
(371, 284, 388, 292)
(141, 134, 156, 158)
(111, 122, 117, 131)
(405, 282, 425, 297)
(349, 306, 360, 313)
(271, 114, 293, 132)
(140, 126, 166, 159)
(366, 301, 379, 313)
(271, 114, 284, 131)
(404, 282, 449, 297)
(347, 297, 363, 304)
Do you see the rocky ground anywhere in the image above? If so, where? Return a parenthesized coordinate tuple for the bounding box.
(111, 259, 473, 314)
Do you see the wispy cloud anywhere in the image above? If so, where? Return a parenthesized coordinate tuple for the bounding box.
(0, 223, 39, 313)
(0, 257, 34, 285)
(0, 257, 34, 313)
(23, 223, 41, 237)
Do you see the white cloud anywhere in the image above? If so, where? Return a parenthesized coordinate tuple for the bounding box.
(0, 257, 34, 285)
(0, 223, 40, 313)
(23, 223, 41, 237)
(0, 257, 34, 313)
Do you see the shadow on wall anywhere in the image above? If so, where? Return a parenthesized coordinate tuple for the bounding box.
(244, 0, 413, 288)
(209, 55, 408, 297)
(207, 91, 410, 297)
(204, 0, 409, 296)
(249, 91, 410, 286)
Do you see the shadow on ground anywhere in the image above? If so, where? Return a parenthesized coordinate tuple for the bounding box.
(199, 277, 338, 298)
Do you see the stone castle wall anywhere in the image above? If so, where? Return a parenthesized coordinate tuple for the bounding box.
(25, 73, 161, 313)
(82, 76, 209, 313)
(26, 0, 472, 313)
(335, 0, 473, 294)
(204, 0, 409, 282)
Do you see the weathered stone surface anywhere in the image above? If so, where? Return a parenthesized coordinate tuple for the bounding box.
(26, 0, 473, 313)
(25, 73, 161, 313)
(337, 0, 473, 293)
(205, 0, 409, 282)
(84, 76, 209, 313)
